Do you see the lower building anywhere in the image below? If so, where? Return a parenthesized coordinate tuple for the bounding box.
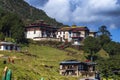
(59, 60, 96, 76)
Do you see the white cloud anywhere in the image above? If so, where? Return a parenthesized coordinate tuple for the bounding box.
(26, 0, 120, 28)
(41, 0, 119, 24)
(41, 0, 71, 23)
(110, 24, 117, 29)
(87, 0, 118, 10)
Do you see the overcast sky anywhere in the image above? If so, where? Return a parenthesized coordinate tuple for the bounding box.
(25, 0, 120, 42)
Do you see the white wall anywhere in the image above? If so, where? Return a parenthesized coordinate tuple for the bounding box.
(80, 31, 85, 38)
(89, 33, 95, 37)
(0, 45, 9, 50)
(57, 31, 72, 42)
(56, 29, 91, 43)
(0, 46, 5, 50)
(26, 30, 42, 39)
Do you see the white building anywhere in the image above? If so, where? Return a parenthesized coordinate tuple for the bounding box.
(57, 25, 96, 45)
(25, 21, 58, 41)
(0, 41, 20, 51)
(25, 22, 96, 45)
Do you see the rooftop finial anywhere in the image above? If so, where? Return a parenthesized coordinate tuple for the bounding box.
(72, 24, 77, 28)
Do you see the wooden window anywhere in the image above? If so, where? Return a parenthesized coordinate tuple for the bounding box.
(34, 29, 36, 34)
(63, 35, 65, 38)
(63, 31, 65, 34)
(5, 46, 8, 50)
(79, 65, 84, 71)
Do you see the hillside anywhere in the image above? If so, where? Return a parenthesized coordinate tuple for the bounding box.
(97, 49, 109, 59)
(0, 44, 85, 80)
(0, 0, 63, 26)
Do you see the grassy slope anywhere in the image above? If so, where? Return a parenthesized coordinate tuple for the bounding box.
(0, 44, 85, 80)
(97, 49, 109, 59)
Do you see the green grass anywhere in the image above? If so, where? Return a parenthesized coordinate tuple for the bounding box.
(97, 49, 109, 59)
(65, 47, 86, 61)
(0, 44, 85, 80)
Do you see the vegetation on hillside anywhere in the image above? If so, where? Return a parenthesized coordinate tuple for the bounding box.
(0, 44, 84, 80)
(96, 54, 120, 79)
(0, 0, 63, 26)
(83, 25, 120, 79)
(0, 9, 26, 43)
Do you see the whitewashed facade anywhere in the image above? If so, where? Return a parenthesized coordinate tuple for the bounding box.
(26, 22, 96, 45)
(25, 21, 58, 41)
(0, 42, 20, 51)
(26, 30, 42, 39)
(57, 26, 96, 45)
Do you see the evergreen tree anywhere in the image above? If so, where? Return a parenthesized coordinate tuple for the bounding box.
(98, 25, 111, 37)
(0, 12, 26, 43)
(84, 36, 100, 61)
(97, 25, 111, 47)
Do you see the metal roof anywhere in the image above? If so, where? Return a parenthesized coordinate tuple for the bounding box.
(83, 62, 97, 65)
(0, 42, 14, 45)
(58, 27, 89, 32)
(60, 60, 81, 65)
(60, 60, 97, 65)
(0, 41, 19, 46)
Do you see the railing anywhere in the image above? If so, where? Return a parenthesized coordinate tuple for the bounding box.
(71, 36, 80, 38)
(33, 37, 59, 41)
(60, 67, 78, 70)
(81, 71, 95, 77)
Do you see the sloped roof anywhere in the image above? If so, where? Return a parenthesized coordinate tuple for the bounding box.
(0, 41, 14, 45)
(26, 23, 47, 27)
(89, 31, 97, 34)
(58, 26, 89, 32)
(0, 41, 19, 46)
(58, 27, 72, 31)
(83, 61, 97, 65)
(72, 27, 89, 32)
(60, 59, 97, 65)
(60, 60, 81, 65)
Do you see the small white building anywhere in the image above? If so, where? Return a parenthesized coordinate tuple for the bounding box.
(57, 25, 96, 45)
(89, 32, 97, 37)
(0, 41, 20, 51)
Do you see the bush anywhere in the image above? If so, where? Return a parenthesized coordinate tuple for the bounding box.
(0, 32, 5, 41)
(5, 37, 15, 42)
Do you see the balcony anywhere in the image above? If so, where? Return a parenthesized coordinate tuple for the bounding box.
(60, 68, 78, 70)
(71, 36, 81, 38)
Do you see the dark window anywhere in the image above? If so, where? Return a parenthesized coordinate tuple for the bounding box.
(63, 31, 65, 34)
(10, 46, 13, 50)
(15, 46, 18, 50)
(34, 29, 36, 34)
(5, 46, 8, 50)
(56, 32, 58, 35)
(63, 35, 65, 38)
(79, 65, 84, 70)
